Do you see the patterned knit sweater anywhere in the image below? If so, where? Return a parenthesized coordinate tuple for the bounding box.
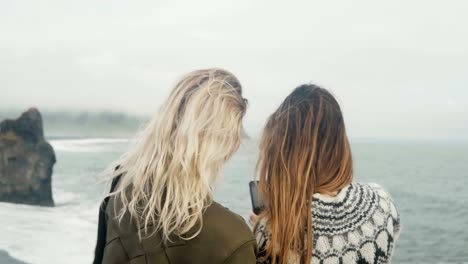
(255, 183, 401, 264)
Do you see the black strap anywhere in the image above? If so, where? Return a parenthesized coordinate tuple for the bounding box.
(93, 175, 122, 264)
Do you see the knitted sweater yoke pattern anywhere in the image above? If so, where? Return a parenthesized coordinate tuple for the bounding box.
(255, 183, 401, 264)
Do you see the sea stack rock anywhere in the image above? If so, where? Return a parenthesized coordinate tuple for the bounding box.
(0, 108, 55, 206)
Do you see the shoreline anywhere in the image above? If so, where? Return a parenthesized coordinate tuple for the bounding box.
(0, 250, 29, 264)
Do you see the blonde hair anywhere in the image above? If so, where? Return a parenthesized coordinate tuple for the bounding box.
(108, 68, 247, 241)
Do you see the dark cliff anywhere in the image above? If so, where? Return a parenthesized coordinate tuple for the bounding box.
(0, 108, 56, 206)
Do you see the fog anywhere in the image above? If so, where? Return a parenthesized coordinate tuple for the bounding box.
(1, 0, 467, 141)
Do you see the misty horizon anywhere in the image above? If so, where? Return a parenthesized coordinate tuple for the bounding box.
(1, 107, 466, 143)
(1, 0, 467, 141)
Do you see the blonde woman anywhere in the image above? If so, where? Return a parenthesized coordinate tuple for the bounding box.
(93, 68, 256, 264)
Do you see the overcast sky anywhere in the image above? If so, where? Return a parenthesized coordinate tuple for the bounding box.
(1, 0, 467, 141)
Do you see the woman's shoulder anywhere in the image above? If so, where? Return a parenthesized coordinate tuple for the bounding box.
(364, 182, 401, 236)
(325, 182, 401, 244)
(365, 182, 394, 198)
(206, 201, 250, 224)
(199, 201, 257, 262)
(360, 182, 400, 221)
(336, 182, 400, 231)
(203, 201, 256, 242)
(316, 182, 401, 250)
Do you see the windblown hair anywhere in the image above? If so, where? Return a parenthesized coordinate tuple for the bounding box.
(256, 84, 353, 264)
(108, 68, 247, 241)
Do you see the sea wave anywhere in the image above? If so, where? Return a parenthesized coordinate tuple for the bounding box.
(0, 199, 99, 264)
(49, 138, 131, 152)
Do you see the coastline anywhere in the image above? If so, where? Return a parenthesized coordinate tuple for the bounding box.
(0, 250, 29, 264)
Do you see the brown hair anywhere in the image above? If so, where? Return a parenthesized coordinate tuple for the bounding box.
(256, 84, 353, 264)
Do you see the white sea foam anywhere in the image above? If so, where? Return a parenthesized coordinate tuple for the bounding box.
(49, 138, 131, 152)
(1, 140, 466, 263)
(0, 138, 123, 264)
(0, 200, 99, 264)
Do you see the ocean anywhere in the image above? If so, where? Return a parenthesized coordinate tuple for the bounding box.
(0, 138, 467, 264)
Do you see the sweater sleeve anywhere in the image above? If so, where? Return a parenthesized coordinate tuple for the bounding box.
(223, 239, 257, 264)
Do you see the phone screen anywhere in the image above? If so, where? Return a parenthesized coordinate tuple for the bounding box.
(249, 181, 264, 215)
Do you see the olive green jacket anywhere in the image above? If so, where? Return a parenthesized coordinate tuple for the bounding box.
(100, 195, 257, 264)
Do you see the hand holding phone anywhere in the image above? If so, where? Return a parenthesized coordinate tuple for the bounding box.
(249, 211, 259, 226)
(249, 181, 265, 215)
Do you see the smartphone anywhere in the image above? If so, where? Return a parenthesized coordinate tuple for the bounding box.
(249, 181, 264, 215)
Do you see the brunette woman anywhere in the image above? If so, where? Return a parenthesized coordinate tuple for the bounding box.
(252, 84, 400, 264)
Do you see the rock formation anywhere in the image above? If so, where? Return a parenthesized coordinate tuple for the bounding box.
(0, 250, 29, 264)
(0, 108, 55, 206)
